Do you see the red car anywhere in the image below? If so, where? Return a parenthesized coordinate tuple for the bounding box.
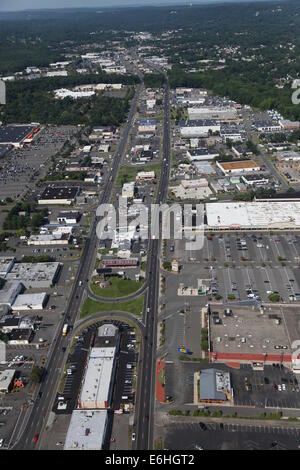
(33, 434, 39, 443)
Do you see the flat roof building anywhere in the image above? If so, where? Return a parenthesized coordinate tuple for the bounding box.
(0, 281, 23, 307)
(38, 186, 80, 205)
(0, 370, 15, 394)
(64, 410, 108, 450)
(217, 160, 260, 175)
(12, 292, 47, 311)
(187, 148, 219, 161)
(6, 262, 61, 288)
(78, 347, 117, 409)
(0, 125, 39, 147)
(180, 120, 220, 138)
(194, 368, 233, 404)
(0, 257, 15, 278)
(206, 200, 300, 231)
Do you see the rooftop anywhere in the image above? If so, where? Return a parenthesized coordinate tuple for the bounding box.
(64, 410, 108, 450)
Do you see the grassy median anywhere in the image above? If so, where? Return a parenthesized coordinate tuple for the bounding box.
(80, 295, 144, 318)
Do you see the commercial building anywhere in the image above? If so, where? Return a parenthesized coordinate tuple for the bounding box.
(136, 171, 156, 181)
(0, 370, 15, 394)
(101, 258, 138, 268)
(57, 211, 81, 225)
(0, 125, 39, 148)
(0, 257, 15, 278)
(217, 160, 260, 175)
(64, 410, 108, 450)
(206, 200, 300, 231)
(138, 119, 156, 133)
(122, 182, 135, 199)
(220, 125, 242, 142)
(241, 174, 269, 187)
(78, 347, 117, 409)
(27, 233, 70, 246)
(0, 281, 23, 307)
(12, 293, 47, 311)
(6, 262, 61, 288)
(276, 151, 300, 162)
(0, 315, 35, 333)
(208, 306, 296, 367)
(279, 119, 300, 131)
(188, 107, 237, 121)
(194, 368, 233, 405)
(193, 161, 215, 175)
(8, 328, 33, 345)
(180, 120, 220, 138)
(187, 148, 219, 161)
(38, 186, 80, 205)
(254, 120, 281, 133)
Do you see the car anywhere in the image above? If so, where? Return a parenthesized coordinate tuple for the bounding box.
(0, 439, 3, 448)
(33, 434, 39, 443)
(131, 433, 136, 441)
(199, 422, 207, 431)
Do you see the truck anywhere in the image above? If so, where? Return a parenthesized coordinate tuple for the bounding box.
(62, 324, 68, 337)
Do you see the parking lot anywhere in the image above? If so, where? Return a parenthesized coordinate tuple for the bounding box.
(166, 232, 300, 303)
(0, 126, 76, 201)
(164, 421, 300, 450)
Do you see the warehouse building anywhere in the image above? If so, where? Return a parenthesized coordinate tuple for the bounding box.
(217, 160, 260, 175)
(64, 410, 108, 450)
(27, 233, 70, 246)
(122, 182, 135, 199)
(180, 120, 220, 138)
(6, 262, 61, 288)
(188, 107, 237, 121)
(0, 125, 39, 148)
(241, 174, 269, 187)
(78, 346, 117, 409)
(0, 370, 16, 394)
(0, 257, 15, 278)
(38, 186, 80, 205)
(206, 200, 300, 231)
(12, 292, 47, 311)
(8, 328, 33, 345)
(187, 148, 219, 161)
(220, 125, 242, 142)
(208, 306, 296, 367)
(0, 281, 23, 307)
(254, 120, 281, 133)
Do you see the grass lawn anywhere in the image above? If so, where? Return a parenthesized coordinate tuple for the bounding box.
(80, 295, 144, 319)
(90, 276, 144, 298)
(116, 163, 162, 186)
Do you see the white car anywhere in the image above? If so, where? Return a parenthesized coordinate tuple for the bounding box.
(278, 385, 282, 392)
(131, 433, 136, 442)
(282, 384, 286, 391)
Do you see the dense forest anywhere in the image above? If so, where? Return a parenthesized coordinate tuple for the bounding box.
(2, 78, 135, 126)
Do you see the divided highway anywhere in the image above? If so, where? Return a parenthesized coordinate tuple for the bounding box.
(135, 79, 171, 450)
(13, 83, 142, 450)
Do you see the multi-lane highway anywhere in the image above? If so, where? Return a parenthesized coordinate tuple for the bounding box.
(12, 83, 142, 450)
(135, 79, 171, 450)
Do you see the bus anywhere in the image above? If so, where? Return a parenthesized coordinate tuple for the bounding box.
(62, 324, 68, 337)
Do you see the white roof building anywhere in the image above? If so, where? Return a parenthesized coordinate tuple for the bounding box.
(206, 201, 300, 230)
(64, 410, 108, 450)
(0, 370, 15, 393)
(12, 292, 47, 311)
(0, 257, 15, 278)
(78, 347, 116, 409)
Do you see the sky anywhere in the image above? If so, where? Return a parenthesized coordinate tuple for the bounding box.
(0, 0, 272, 12)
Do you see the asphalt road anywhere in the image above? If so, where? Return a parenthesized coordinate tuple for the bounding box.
(134, 79, 171, 450)
(12, 83, 142, 450)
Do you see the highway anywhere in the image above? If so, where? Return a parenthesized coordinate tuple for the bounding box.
(135, 79, 171, 450)
(12, 82, 142, 450)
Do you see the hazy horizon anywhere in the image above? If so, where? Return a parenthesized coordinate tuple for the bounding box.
(0, 0, 282, 13)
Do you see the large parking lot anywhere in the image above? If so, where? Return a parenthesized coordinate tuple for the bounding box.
(166, 232, 300, 303)
(164, 421, 300, 450)
(0, 126, 76, 201)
